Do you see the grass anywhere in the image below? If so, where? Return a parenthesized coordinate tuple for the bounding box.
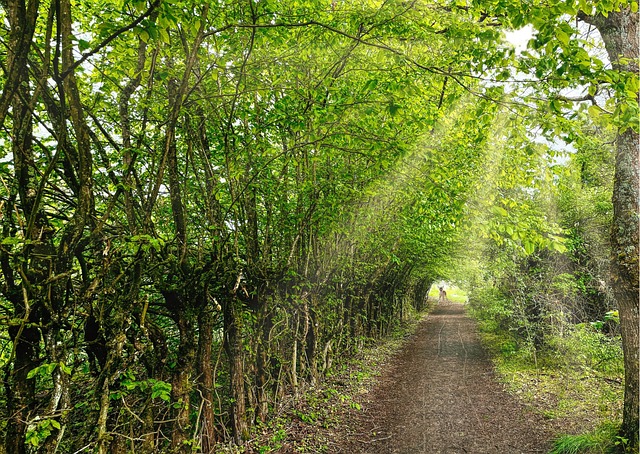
(549, 422, 629, 454)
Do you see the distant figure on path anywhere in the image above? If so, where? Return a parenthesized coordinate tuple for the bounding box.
(438, 286, 447, 304)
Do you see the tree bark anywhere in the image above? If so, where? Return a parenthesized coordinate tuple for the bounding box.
(3, 3, 43, 452)
(224, 297, 249, 441)
(197, 305, 218, 452)
(0, 0, 40, 129)
(611, 126, 639, 450)
(580, 7, 639, 450)
(255, 300, 273, 423)
(163, 290, 197, 453)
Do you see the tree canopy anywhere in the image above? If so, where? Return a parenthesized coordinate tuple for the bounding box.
(0, 0, 636, 452)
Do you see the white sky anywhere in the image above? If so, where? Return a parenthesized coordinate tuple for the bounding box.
(504, 25, 534, 55)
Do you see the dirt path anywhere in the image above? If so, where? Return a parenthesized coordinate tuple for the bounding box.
(335, 302, 554, 453)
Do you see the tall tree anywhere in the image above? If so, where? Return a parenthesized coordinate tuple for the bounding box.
(578, 8, 638, 448)
(470, 0, 638, 447)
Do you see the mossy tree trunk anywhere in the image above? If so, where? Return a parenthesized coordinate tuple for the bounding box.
(579, 8, 639, 450)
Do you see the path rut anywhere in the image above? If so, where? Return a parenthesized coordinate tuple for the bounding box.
(337, 302, 553, 453)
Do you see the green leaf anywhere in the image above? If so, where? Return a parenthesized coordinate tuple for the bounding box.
(2, 236, 23, 245)
(59, 362, 72, 375)
(523, 240, 535, 255)
(555, 28, 570, 46)
(388, 102, 401, 116)
(492, 206, 508, 217)
(27, 363, 57, 379)
(151, 380, 172, 401)
(578, 0, 590, 13)
(78, 39, 91, 52)
(363, 79, 378, 92)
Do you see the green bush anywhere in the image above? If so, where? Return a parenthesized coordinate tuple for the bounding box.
(551, 324, 623, 376)
(468, 287, 514, 331)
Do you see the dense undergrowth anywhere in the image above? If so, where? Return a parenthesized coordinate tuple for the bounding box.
(455, 97, 635, 453)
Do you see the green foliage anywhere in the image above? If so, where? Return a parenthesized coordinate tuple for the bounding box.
(468, 287, 515, 333)
(552, 324, 623, 376)
(470, 283, 624, 451)
(256, 428, 288, 454)
(119, 373, 173, 402)
(27, 362, 72, 380)
(0, 0, 634, 450)
(24, 419, 61, 448)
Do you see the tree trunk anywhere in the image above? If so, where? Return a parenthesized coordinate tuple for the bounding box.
(224, 297, 249, 441)
(3, 3, 43, 451)
(580, 7, 639, 450)
(5, 325, 39, 454)
(611, 126, 639, 450)
(305, 301, 319, 386)
(163, 291, 197, 453)
(197, 305, 218, 452)
(255, 300, 273, 423)
(0, 0, 40, 129)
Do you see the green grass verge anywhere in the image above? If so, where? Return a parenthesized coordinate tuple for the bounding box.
(467, 289, 625, 453)
(550, 421, 631, 454)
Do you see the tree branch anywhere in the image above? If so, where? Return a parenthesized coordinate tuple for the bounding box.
(59, 0, 161, 80)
